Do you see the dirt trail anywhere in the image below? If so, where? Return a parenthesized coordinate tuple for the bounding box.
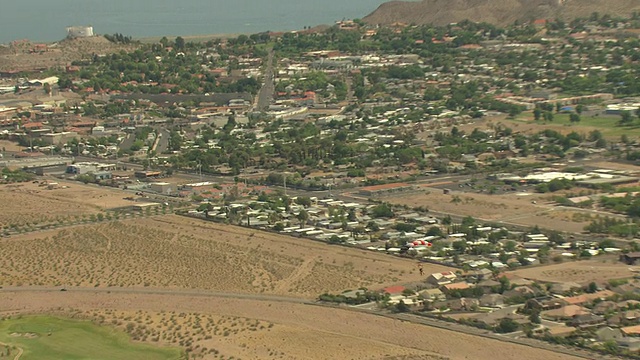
(0, 342, 23, 360)
(273, 258, 316, 293)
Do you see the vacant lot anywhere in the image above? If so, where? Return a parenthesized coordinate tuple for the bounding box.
(0, 180, 134, 229)
(0, 37, 138, 72)
(0, 315, 180, 360)
(0, 291, 586, 360)
(423, 113, 639, 141)
(389, 189, 591, 233)
(0, 215, 451, 297)
(508, 112, 640, 139)
(508, 256, 633, 284)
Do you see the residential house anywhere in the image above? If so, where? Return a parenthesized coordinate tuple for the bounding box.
(561, 290, 615, 306)
(612, 282, 640, 296)
(618, 300, 640, 309)
(596, 327, 624, 342)
(611, 310, 640, 326)
(592, 301, 618, 315)
(426, 271, 457, 286)
(509, 277, 534, 287)
(477, 279, 501, 293)
(568, 314, 605, 328)
(549, 282, 582, 295)
(503, 285, 540, 299)
(419, 288, 446, 302)
(480, 294, 505, 308)
(525, 297, 564, 312)
(340, 289, 366, 301)
(617, 338, 640, 352)
(542, 305, 590, 321)
(464, 268, 493, 282)
(620, 252, 640, 265)
(474, 312, 528, 327)
(621, 325, 640, 336)
(623, 310, 640, 323)
(435, 297, 479, 311)
(382, 285, 406, 295)
(546, 325, 577, 338)
(441, 282, 472, 293)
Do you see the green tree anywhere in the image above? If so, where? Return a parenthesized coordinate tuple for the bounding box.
(297, 209, 309, 227)
(620, 111, 634, 125)
(452, 240, 467, 254)
(371, 203, 394, 218)
(533, 108, 541, 121)
(394, 300, 410, 313)
(426, 226, 444, 237)
(495, 318, 519, 333)
(544, 111, 554, 122)
(295, 196, 311, 207)
(569, 113, 581, 123)
(402, 288, 416, 297)
(175, 36, 185, 50)
(504, 240, 517, 252)
(529, 311, 541, 324)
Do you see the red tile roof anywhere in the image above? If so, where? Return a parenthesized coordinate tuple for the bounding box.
(382, 285, 406, 294)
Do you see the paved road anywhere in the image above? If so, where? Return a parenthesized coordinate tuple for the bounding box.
(0, 286, 311, 305)
(118, 133, 135, 151)
(255, 49, 275, 111)
(154, 129, 171, 154)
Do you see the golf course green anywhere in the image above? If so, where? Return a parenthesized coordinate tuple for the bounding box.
(0, 315, 181, 360)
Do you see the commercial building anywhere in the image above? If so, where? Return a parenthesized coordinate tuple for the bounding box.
(66, 162, 116, 175)
(149, 182, 177, 195)
(41, 131, 78, 145)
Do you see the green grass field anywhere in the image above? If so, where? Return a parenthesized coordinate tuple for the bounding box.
(509, 112, 640, 138)
(0, 315, 181, 360)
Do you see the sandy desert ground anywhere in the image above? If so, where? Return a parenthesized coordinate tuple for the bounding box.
(0, 37, 138, 72)
(508, 256, 634, 284)
(0, 215, 451, 296)
(0, 291, 587, 360)
(388, 189, 592, 233)
(0, 182, 615, 360)
(0, 180, 141, 229)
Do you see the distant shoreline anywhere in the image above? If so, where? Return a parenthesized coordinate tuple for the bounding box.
(134, 24, 330, 43)
(136, 33, 248, 44)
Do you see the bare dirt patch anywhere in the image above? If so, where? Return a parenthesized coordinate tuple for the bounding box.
(588, 161, 640, 173)
(0, 180, 134, 229)
(508, 257, 634, 284)
(0, 37, 138, 72)
(0, 291, 584, 360)
(388, 190, 590, 232)
(0, 140, 24, 152)
(0, 215, 452, 296)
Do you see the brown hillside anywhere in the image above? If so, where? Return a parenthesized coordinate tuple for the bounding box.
(363, 0, 640, 26)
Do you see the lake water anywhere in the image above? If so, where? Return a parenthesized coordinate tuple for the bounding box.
(0, 0, 388, 43)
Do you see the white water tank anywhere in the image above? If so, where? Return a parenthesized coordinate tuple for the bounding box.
(66, 26, 94, 38)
